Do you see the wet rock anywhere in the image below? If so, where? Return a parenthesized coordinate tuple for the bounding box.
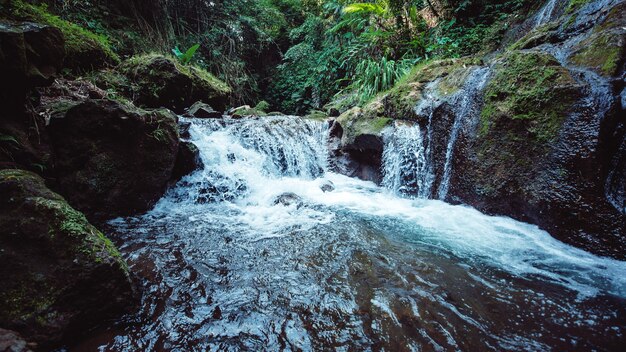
(0, 328, 36, 352)
(228, 105, 265, 118)
(320, 180, 335, 193)
(170, 141, 203, 184)
(118, 54, 231, 113)
(0, 169, 135, 349)
(179, 121, 192, 139)
(0, 21, 64, 112)
(183, 101, 222, 119)
(47, 99, 180, 221)
(448, 50, 626, 259)
(273, 192, 303, 207)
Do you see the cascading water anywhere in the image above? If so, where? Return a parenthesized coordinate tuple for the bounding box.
(381, 67, 491, 200)
(381, 122, 433, 198)
(79, 116, 626, 351)
(437, 67, 491, 199)
(533, 0, 559, 28)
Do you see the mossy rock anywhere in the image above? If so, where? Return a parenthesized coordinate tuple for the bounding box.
(2, 0, 119, 71)
(118, 54, 231, 113)
(0, 169, 134, 349)
(569, 4, 626, 78)
(480, 51, 581, 143)
(381, 58, 481, 120)
(47, 99, 180, 221)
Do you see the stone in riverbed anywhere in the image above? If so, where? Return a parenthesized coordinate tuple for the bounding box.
(47, 99, 180, 221)
(273, 192, 303, 207)
(183, 101, 222, 119)
(0, 169, 135, 350)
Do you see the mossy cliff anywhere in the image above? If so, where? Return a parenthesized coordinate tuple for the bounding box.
(0, 169, 135, 349)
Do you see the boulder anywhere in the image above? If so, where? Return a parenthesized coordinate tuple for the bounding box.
(0, 169, 135, 349)
(183, 101, 222, 119)
(170, 141, 203, 183)
(0, 20, 64, 111)
(118, 54, 231, 113)
(449, 51, 626, 259)
(320, 180, 335, 193)
(273, 192, 303, 207)
(47, 99, 180, 221)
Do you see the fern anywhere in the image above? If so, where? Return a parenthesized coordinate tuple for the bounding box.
(172, 44, 200, 65)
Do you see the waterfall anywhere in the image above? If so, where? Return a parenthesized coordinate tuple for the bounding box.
(381, 122, 434, 198)
(165, 116, 328, 206)
(437, 67, 491, 199)
(533, 0, 559, 28)
(382, 67, 491, 200)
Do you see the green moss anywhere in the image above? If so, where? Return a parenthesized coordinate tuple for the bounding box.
(31, 196, 126, 269)
(508, 22, 559, 51)
(480, 51, 579, 142)
(4, 0, 119, 69)
(566, 0, 593, 14)
(570, 33, 623, 76)
(305, 110, 328, 120)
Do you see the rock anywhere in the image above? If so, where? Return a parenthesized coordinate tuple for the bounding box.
(320, 180, 335, 193)
(227, 105, 266, 118)
(179, 121, 192, 139)
(0, 169, 135, 349)
(0, 328, 36, 352)
(448, 50, 626, 259)
(183, 101, 222, 119)
(118, 54, 231, 113)
(1, 1, 119, 72)
(47, 99, 180, 221)
(328, 108, 340, 117)
(170, 141, 203, 184)
(273, 192, 303, 207)
(0, 21, 64, 111)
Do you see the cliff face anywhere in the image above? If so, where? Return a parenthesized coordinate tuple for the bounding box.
(331, 0, 626, 259)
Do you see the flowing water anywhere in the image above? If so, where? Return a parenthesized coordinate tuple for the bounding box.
(76, 116, 626, 351)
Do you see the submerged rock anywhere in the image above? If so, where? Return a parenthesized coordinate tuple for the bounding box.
(0, 169, 135, 349)
(273, 192, 303, 207)
(320, 180, 335, 193)
(47, 99, 180, 221)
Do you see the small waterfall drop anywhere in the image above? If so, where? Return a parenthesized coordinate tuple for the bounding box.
(165, 116, 328, 207)
(533, 0, 559, 28)
(437, 67, 491, 199)
(382, 67, 491, 200)
(382, 122, 434, 198)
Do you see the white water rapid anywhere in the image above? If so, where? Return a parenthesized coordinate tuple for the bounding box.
(82, 116, 626, 351)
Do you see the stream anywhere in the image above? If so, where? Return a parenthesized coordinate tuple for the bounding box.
(73, 116, 626, 351)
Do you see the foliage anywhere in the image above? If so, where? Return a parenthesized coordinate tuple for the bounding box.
(172, 44, 200, 65)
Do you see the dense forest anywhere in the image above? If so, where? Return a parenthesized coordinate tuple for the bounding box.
(1, 0, 625, 351)
(2, 0, 539, 113)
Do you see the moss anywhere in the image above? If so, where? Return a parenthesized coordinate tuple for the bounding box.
(508, 22, 559, 51)
(381, 58, 480, 120)
(32, 196, 126, 269)
(570, 33, 623, 77)
(305, 110, 328, 120)
(4, 0, 119, 69)
(566, 0, 593, 14)
(480, 51, 579, 142)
